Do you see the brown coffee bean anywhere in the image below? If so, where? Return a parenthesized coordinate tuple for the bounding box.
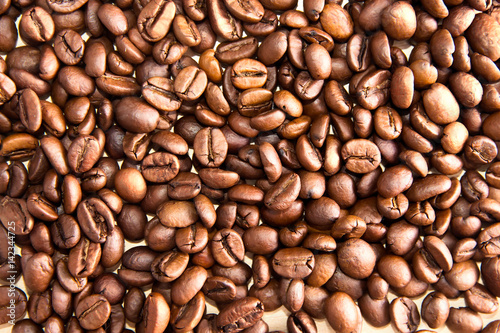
(207, 0, 243, 41)
(447, 307, 483, 333)
(390, 297, 420, 333)
(211, 228, 245, 267)
(54, 29, 84, 66)
(231, 58, 267, 90)
(193, 127, 228, 167)
(216, 297, 264, 332)
(320, 4, 353, 42)
(19, 6, 54, 44)
(174, 66, 208, 101)
(137, 0, 176, 42)
(264, 172, 301, 210)
(337, 238, 376, 279)
(377, 254, 412, 288)
(0, 286, 27, 325)
(466, 13, 500, 61)
(341, 139, 381, 174)
(324, 292, 362, 333)
(272, 247, 315, 279)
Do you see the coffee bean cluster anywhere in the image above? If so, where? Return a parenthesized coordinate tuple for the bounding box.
(0, 0, 500, 331)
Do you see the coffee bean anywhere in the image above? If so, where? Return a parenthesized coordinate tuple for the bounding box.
(0, 16, 17, 53)
(211, 228, 245, 267)
(137, 292, 170, 332)
(320, 4, 353, 42)
(341, 139, 381, 174)
(0, 286, 27, 324)
(224, 0, 264, 23)
(203, 276, 237, 303)
(231, 58, 267, 90)
(115, 97, 159, 133)
(216, 37, 259, 64)
(337, 238, 376, 279)
(157, 200, 198, 228)
(447, 307, 483, 333)
(68, 237, 101, 278)
(390, 297, 420, 333)
(272, 247, 314, 279)
(137, 0, 176, 42)
(216, 297, 264, 333)
(171, 265, 208, 305)
(75, 294, 111, 330)
(193, 127, 228, 167)
(0, 196, 34, 235)
(465, 283, 499, 314)
(54, 29, 84, 66)
(96, 72, 141, 96)
(142, 77, 181, 112)
(208, 0, 243, 41)
(76, 197, 114, 243)
(169, 291, 206, 331)
(377, 255, 412, 288)
(324, 292, 362, 333)
(19, 6, 54, 45)
(0, 133, 39, 160)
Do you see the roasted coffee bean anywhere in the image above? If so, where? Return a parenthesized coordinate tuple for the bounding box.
(51, 215, 80, 250)
(223, 0, 264, 23)
(0, 72, 16, 106)
(216, 297, 264, 332)
(421, 292, 449, 329)
(216, 37, 259, 64)
(68, 237, 101, 278)
(96, 72, 140, 96)
(54, 29, 84, 66)
(211, 228, 245, 267)
(464, 283, 499, 314)
(170, 265, 207, 306)
(193, 127, 228, 167)
(174, 66, 208, 101)
(231, 58, 267, 90)
(390, 297, 420, 333)
(272, 247, 314, 279)
(137, 0, 176, 42)
(170, 291, 205, 332)
(19, 6, 54, 45)
(115, 96, 160, 133)
(337, 238, 376, 279)
(76, 197, 114, 243)
(23, 251, 54, 292)
(341, 139, 381, 174)
(136, 292, 170, 332)
(27, 192, 58, 222)
(207, 0, 243, 41)
(377, 255, 412, 288)
(57, 262, 80, 301)
(142, 77, 181, 112)
(0, 16, 17, 53)
(173, 14, 201, 47)
(75, 294, 111, 330)
(0, 286, 27, 324)
(0, 196, 34, 235)
(0, 133, 39, 160)
(447, 307, 483, 333)
(324, 292, 362, 333)
(67, 135, 101, 173)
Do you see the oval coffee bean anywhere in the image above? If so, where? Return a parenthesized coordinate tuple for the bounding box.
(272, 247, 315, 279)
(216, 297, 264, 332)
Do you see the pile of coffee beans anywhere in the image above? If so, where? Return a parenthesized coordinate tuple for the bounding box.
(1, 0, 500, 331)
